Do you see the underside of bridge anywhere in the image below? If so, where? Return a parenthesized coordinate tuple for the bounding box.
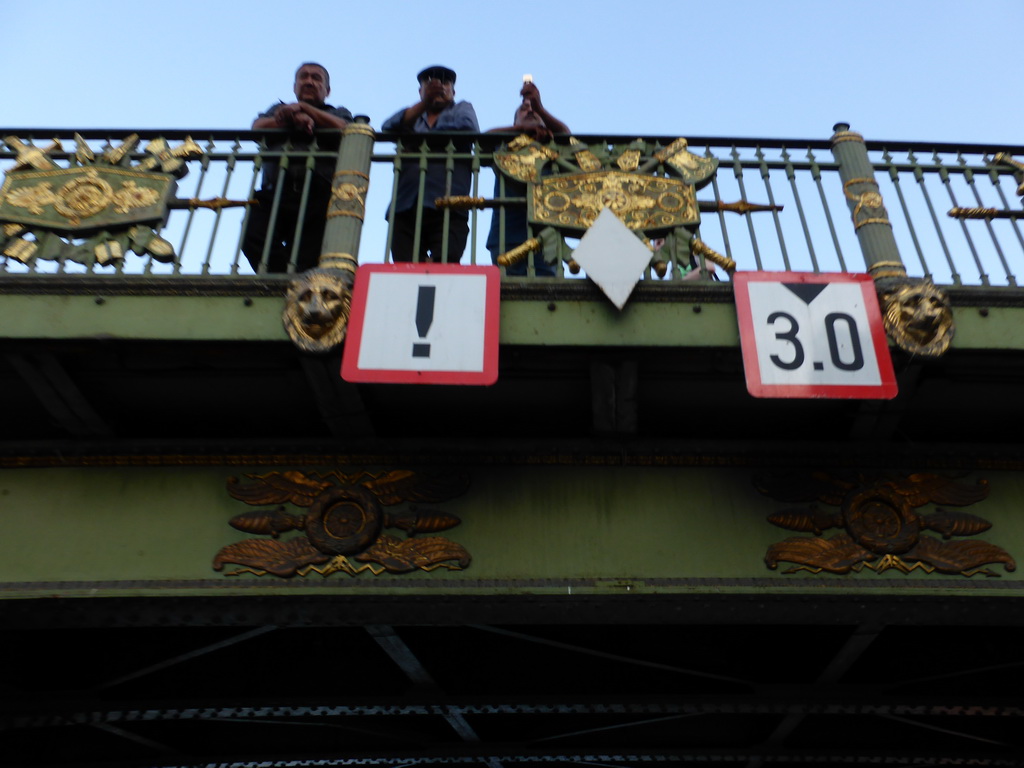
(4, 595, 1024, 767)
(3, 283, 1024, 768)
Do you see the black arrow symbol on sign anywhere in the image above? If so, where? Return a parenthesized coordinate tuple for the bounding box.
(783, 283, 828, 305)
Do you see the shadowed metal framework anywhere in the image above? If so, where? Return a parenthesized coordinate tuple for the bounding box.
(3, 598, 1024, 768)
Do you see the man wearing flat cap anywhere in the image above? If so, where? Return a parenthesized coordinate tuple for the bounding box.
(382, 65, 479, 263)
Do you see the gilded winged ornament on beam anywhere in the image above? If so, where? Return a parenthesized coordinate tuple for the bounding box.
(213, 469, 472, 578)
(758, 471, 1015, 577)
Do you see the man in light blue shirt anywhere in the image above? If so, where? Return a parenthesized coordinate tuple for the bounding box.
(382, 66, 479, 263)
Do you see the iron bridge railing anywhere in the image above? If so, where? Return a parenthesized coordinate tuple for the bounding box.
(1, 127, 1022, 288)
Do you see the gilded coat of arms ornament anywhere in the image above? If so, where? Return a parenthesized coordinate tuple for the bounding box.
(0, 134, 202, 266)
(502, 136, 719, 278)
(531, 170, 699, 232)
(758, 471, 1015, 577)
(438, 135, 779, 284)
(213, 469, 472, 578)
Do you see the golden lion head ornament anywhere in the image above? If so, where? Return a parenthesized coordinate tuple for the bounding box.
(283, 270, 352, 353)
(882, 280, 954, 358)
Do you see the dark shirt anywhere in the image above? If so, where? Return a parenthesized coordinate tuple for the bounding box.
(486, 161, 555, 276)
(486, 174, 528, 255)
(255, 101, 353, 191)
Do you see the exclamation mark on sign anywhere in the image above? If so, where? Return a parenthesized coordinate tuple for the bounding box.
(413, 285, 435, 358)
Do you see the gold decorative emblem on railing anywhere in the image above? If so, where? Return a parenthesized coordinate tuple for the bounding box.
(758, 471, 1015, 577)
(843, 176, 891, 231)
(0, 133, 204, 266)
(213, 469, 471, 578)
(327, 169, 369, 221)
(5, 182, 60, 216)
(532, 171, 699, 231)
(568, 137, 603, 172)
(494, 137, 559, 182)
(436, 134, 771, 291)
(7, 171, 165, 224)
(615, 148, 641, 172)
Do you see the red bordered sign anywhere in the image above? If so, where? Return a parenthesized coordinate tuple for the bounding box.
(734, 271, 897, 399)
(341, 263, 500, 386)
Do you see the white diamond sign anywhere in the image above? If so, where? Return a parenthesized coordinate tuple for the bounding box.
(571, 208, 651, 309)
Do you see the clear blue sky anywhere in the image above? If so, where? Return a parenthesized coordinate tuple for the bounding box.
(3, 0, 1020, 278)
(3, 0, 1021, 146)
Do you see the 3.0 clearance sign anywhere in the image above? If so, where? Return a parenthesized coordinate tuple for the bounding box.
(733, 271, 897, 399)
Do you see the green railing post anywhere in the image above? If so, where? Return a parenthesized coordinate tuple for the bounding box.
(281, 116, 375, 355)
(830, 123, 906, 287)
(318, 115, 374, 276)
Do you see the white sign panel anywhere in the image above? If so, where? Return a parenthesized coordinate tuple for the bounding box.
(571, 207, 652, 310)
(734, 271, 897, 399)
(341, 263, 500, 385)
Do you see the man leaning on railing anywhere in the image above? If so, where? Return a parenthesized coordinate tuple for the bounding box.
(381, 65, 479, 264)
(243, 62, 352, 274)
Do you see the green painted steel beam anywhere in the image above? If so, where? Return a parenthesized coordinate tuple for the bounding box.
(2, 291, 1024, 349)
(0, 294, 287, 340)
(0, 465, 1022, 599)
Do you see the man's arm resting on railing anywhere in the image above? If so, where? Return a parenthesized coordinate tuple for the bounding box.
(252, 103, 350, 133)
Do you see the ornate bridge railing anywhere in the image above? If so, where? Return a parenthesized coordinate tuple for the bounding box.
(1, 126, 1021, 287)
